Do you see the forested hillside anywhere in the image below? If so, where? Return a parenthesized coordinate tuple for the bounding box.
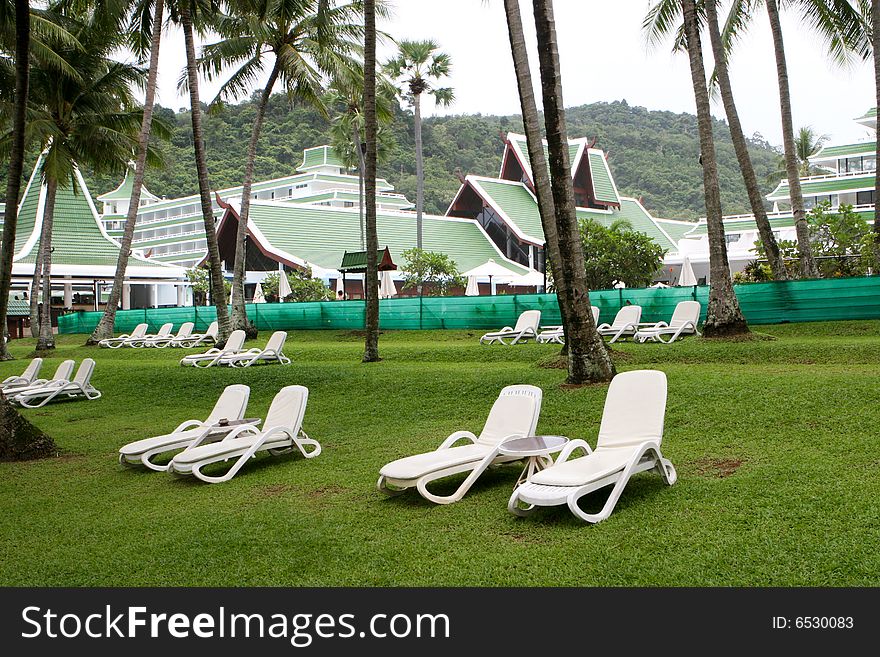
(7, 97, 781, 221)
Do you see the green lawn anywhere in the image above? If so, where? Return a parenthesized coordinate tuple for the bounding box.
(0, 322, 878, 586)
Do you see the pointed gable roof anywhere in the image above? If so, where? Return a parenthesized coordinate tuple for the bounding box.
(97, 167, 158, 204)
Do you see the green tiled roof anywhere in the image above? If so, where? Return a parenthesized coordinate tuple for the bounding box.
(587, 151, 620, 205)
(472, 178, 544, 241)
(655, 218, 699, 241)
(856, 108, 877, 120)
(97, 168, 157, 202)
(813, 142, 875, 160)
(601, 199, 677, 252)
(294, 190, 413, 208)
(510, 134, 581, 179)
(6, 296, 29, 316)
(298, 145, 346, 171)
(768, 173, 876, 200)
(245, 203, 527, 276)
(685, 209, 876, 237)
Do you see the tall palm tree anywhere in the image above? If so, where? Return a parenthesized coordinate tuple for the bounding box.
(501, 0, 572, 352)
(531, 0, 615, 383)
(362, 0, 379, 362)
(767, 126, 830, 181)
(199, 0, 365, 337)
(170, 0, 232, 344)
(21, 11, 154, 350)
(384, 39, 454, 250)
(643, 0, 788, 281)
(872, 0, 880, 249)
(683, 0, 749, 336)
(88, 0, 166, 345)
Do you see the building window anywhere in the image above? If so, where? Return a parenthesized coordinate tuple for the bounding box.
(856, 190, 875, 206)
(725, 234, 741, 245)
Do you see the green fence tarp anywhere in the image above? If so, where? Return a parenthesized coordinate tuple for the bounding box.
(56, 277, 880, 335)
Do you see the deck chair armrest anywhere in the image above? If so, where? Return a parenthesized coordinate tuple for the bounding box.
(218, 423, 263, 442)
(173, 419, 207, 434)
(555, 439, 593, 464)
(438, 430, 478, 450)
(596, 323, 610, 331)
(2, 376, 26, 385)
(499, 326, 513, 333)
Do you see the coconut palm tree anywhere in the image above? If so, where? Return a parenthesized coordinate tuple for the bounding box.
(682, 0, 749, 336)
(362, 0, 379, 362)
(88, 0, 166, 345)
(643, 0, 788, 281)
(198, 0, 365, 337)
(384, 39, 454, 251)
(871, 0, 879, 249)
(531, 0, 615, 383)
(767, 126, 830, 181)
(17, 10, 155, 350)
(170, 0, 232, 344)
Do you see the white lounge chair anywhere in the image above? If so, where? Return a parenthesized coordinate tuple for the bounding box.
(220, 331, 291, 367)
(175, 321, 218, 348)
(119, 384, 251, 471)
(480, 310, 541, 345)
(168, 385, 319, 483)
(2, 359, 75, 396)
(377, 384, 543, 504)
(129, 322, 173, 348)
(179, 330, 246, 368)
(13, 358, 101, 408)
(597, 305, 642, 343)
(507, 370, 676, 524)
(635, 301, 701, 343)
(1, 358, 42, 390)
(537, 307, 600, 344)
(99, 323, 148, 349)
(149, 322, 194, 348)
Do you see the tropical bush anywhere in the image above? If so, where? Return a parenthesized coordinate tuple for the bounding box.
(261, 268, 333, 303)
(578, 219, 665, 289)
(401, 248, 464, 296)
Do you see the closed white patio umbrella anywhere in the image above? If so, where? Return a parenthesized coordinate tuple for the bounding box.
(465, 275, 480, 296)
(278, 271, 292, 302)
(379, 270, 397, 299)
(252, 282, 266, 303)
(336, 276, 345, 299)
(678, 256, 698, 287)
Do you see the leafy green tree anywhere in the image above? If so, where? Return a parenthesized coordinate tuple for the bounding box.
(384, 39, 454, 250)
(578, 220, 665, 290)
(809, 202, 870, 277)
(261, 268, 332, 302)
(400, 248, 464, 296)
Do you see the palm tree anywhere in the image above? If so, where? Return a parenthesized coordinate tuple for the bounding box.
(500, 0, 573, 351)
(531, 0, 615, 383)
(767, 126, 830, 181)
(643, 0, 788, 281)
(170, 0, 232, 344)
(21, 11, 153, 351)
(199, 0, 365, 337)
(88, 0, 166, 345)
(362, 0, 379, 362)
(872, 0, 879, 250)
(384, 39, 454, 251)
(683, 0, 749, 336)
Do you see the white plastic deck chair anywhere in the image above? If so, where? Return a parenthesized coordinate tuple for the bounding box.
(14, 358, 101, 408)
(130, 322, 173, 348)
(537, 307, 600, 344)
(2, 359, 75, 396)
(221, 331, 291, 367)
(99, 323, 148, 349)
(168, 385, 319, 483)
(119, 384, 250, 471)
(179, 330, 246, 368)
(507, 370, 676, 524)
(377, 384, 543, 504)
(596, 305, 642, 343)
(150, 322, 194, 348)
(176, 321, 218, 348)
(635, 301, 701, 343)
(480, 310, 541, 345)
(1, 358, 43, 390)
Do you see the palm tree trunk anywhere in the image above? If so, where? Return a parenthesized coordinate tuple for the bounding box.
(180, 4, 231, 343)
(705, 0, 787, 281)
(232, 62, 280, 338)
(28, 248, 41, 338)
(87, 0, 165, 345)
(35, 177, 57, 351)
(873, 0, 880, 254)
(0, 0, 30, 358)
(683, 0, 748, 337)
(766, 0, 818, 278)
(532, 0, 614, 384)
(362, 0, 380, 362)
(353, 122, 366, 250)
(414, 90, 424, 250)
(502, 0, 571, 353)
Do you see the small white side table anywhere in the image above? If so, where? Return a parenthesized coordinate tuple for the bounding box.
(498, 435, 569, 487)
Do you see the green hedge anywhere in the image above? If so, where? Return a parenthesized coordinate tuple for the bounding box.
(57, 276, 880, 334)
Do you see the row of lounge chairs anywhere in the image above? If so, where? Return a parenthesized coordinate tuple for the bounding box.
(1, 358, 100, 408)
(99, 322, 218, 349)
(481, 301, 702, 345)
(119, 385, 320, 483)
(179, 330, 291, 368)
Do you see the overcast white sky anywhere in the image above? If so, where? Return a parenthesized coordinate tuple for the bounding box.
(151, 0, 875, 148)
